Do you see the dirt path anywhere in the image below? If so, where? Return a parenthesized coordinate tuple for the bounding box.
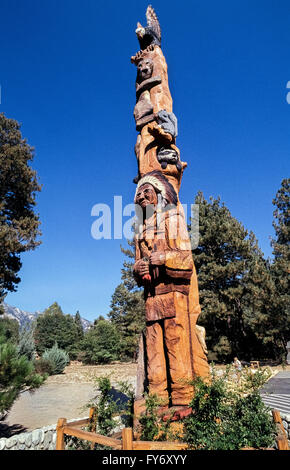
(3, 362, 137, 434)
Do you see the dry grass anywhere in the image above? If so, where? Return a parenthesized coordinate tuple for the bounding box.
(46, 361, 138, 384)
(45, 360, 289, 385)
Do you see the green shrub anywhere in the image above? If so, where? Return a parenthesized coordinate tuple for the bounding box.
(183, 373, 276, 450)
(135, 368, 276, 450)
(0, 336, 45, 417)
(240, 366, 272, 393)
(92, 377, 119, 436)
(138, 394, 164, 441)
(34, 357, 54, 376)
(65, 376, 135, 450)
(42, 343, 69, 375)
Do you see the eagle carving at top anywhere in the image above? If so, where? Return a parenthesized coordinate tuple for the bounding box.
(135, 5, 161, 50)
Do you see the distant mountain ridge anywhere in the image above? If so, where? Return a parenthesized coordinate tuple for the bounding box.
(1, 302, 92, 331)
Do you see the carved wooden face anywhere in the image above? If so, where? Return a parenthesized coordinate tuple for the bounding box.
(135, 183, 158, 209)
(137, 58, 153, 82)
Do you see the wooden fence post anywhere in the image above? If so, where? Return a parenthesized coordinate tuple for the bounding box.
(122, 428, 133, 450)
(272, 409, 289, 450)
(276, 436, 289, 451)
(89, 407, 96, 450)
(56, 418, 67, 450)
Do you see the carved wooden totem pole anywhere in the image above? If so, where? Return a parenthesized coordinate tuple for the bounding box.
(132, 6, 210, 420)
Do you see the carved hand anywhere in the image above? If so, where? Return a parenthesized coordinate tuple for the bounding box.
(136, 260, 150, 276)
(150, 251, 165, 266)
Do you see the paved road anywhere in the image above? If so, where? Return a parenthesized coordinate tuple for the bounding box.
(260, 371, 290, 415)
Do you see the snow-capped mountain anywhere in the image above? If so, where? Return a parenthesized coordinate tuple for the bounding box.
(1, 302, 92, 330)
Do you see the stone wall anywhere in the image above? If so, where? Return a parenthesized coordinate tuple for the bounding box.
(0, 416, 89, 451)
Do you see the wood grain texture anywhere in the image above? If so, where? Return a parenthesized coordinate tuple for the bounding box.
(63, 426, 122, 449)
(56, 418, 67, 450)
(122, 428, 133, 450)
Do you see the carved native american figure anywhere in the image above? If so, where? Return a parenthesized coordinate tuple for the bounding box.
(132, 6, 210, 418)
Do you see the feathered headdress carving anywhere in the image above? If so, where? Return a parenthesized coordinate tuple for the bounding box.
(134, 170, 178, 208)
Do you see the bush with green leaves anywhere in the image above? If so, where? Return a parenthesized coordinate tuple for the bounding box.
(138, 393, 172, 442)
(240, 366, 272, 393)
(183, 372, 276, 450)
(65, 376, 135, 450)
(34, 357, 54, 376)
(92, 377, 120, 435)
(0, 335, 45, 417)
(42, 343, 69, 375)
(134, 367, 276, 449)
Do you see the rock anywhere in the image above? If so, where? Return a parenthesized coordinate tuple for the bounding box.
(10, 443, 19, 450)
(43, 430, 52, 448)
(39, 429, 44, 443)
(25, 433, 32, 448)
(5, 437, 17, 449)
(32, 429, 40, 445)
(0, 439, 7, 450)
(19, 432, 27, 444)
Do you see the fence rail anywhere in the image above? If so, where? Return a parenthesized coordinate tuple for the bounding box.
(55, 408, 289, 451)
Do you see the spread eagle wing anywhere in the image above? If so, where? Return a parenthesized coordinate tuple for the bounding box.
(146, 5, 161, 43)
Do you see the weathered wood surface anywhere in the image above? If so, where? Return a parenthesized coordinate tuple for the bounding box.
(132, 440, 188, 450)
(56, 418, 67, 450)
(63, 425, 122, 450)
(122, 428, 133, 450)
(65, 418, 90, 428)
(272, 409, 289, 450)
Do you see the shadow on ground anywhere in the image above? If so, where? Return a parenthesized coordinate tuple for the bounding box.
(0, 422, 27, 438)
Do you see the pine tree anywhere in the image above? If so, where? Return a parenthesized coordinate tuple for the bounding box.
(34, 302, 80, 358)
(109, 241, 145, 360)
(241, 255, 277, 359)
(74, 311, 84, 341)
(192, 192, 269, 361)
(80, 320, 121, 364)
(17, 324, 36, 361)
(0, 113, 41, 305)
(269, 179, 290, 358)
(0, 316, 19, 343)
(0, 335, 44, 417)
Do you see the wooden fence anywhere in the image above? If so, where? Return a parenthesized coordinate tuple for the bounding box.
(55, 408, 289, 451)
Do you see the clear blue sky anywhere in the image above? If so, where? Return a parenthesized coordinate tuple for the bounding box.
(2, 0, 289, 321)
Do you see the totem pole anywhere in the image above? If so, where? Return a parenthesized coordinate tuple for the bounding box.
(132, 6, 210, 420)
